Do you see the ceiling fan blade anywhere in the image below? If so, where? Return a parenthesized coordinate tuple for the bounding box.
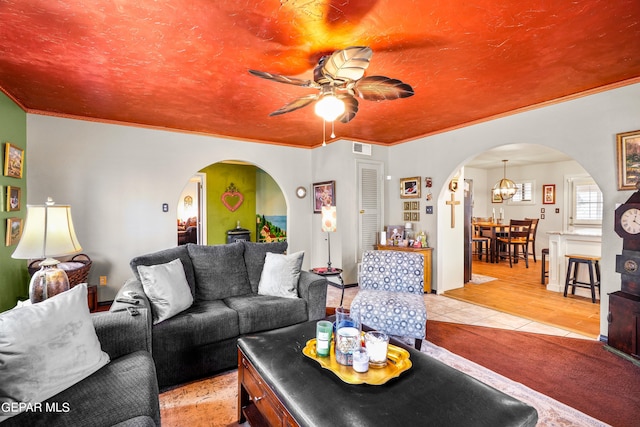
(354, 76, 415, 101)
(269, 94, 318, 116)
(321, 46, 373, 84)
(248, 69, 315, 87)
(337, 94, 359, 123)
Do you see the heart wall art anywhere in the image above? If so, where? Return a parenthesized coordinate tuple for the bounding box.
(221, 182, 244, 212)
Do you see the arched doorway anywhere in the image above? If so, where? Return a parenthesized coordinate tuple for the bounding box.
(443, 143, 603, 337)
(176, 160, 287, 246)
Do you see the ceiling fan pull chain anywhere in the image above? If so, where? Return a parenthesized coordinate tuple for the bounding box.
(330, 121, 336, 139)
(322, 119, 327, 146)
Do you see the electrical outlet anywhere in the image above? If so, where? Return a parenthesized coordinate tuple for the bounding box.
(99, 276, 107, 286)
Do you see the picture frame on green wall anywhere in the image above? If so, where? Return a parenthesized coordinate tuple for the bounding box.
(3, 143, 23, 179)
(6, 186, 20, 212)
(6, 217, 22, 246)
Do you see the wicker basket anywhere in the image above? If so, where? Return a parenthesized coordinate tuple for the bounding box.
(28, 253, 92, 287)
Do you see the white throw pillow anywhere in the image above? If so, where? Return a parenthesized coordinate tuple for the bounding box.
(137, 258, 194, 324)
(0, 284, 110, 422)
(257, 251, 304, 299)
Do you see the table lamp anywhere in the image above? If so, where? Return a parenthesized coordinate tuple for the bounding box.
(12, 197, 83, 303)
(321, 205, 337, 272)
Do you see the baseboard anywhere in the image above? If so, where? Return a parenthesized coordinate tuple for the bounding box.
(603, 345, 640, 367)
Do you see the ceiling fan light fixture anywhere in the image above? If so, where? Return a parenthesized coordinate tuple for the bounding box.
(492, 159, 517, 200)
(314, 93, 345, 122)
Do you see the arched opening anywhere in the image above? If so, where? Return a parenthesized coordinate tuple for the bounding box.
(441, 143, 603, 337)
(176, 160, 287, 246)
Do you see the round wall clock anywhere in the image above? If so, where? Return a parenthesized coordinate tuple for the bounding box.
(296, 186, 307, 199)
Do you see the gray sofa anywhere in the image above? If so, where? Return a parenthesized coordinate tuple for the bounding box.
(3, 309, 160, 427)
(113, 241, 328, 389)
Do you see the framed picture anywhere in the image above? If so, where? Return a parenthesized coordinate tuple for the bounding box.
(491, 190, 503, 203)
(403, 212, 411, 221)
(6, 186, 20, 212)
(542, 184, 556, 204)
(411, 212, 420, 221)
(312, 180, 336, 213)
(616, 130, 640, 190)
(0, 186, 3, 212)
(400, 176, 421, 199)
(403, 201, 411, 211)
(411, 201, 419, 210)
(385, 225, 405, 242)
(4, 143, 24, 179)
(6, 217, 22, 246)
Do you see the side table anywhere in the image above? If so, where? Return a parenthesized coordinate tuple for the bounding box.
(311, 267, 347, 306)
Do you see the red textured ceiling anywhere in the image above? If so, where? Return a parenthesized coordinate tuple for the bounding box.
(1, 0, 639, 148)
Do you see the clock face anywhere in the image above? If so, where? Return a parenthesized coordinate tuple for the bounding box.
(621, 208, 640, 234)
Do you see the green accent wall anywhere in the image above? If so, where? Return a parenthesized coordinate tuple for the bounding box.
(0, 92, 29, 312)
(201, 163, 257, 244)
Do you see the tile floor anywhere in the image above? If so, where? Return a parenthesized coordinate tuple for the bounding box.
(327, 283, 595, 341)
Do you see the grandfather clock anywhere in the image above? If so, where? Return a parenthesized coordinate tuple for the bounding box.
(610, 186, 640, 359)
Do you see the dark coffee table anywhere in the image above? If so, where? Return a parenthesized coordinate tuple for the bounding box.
(237, 321, 538, 427)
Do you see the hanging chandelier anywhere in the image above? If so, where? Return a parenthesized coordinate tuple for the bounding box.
(492, 159, 517, 200)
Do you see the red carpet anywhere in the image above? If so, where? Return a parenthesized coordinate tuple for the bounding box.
(426, 321, 640, 427)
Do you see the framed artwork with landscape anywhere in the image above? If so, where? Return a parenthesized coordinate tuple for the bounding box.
(6, 217, 22, 246)
(400, 176, 421, 198)
(3, 143, 23, 179)
(312, 180, 336, 213)
(617, 129, 640, 190)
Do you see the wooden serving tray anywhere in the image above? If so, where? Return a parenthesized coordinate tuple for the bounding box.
(302, 338, 412, 385)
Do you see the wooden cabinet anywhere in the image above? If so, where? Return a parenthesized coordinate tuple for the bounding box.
(238, 349, 298, 427)
(374, 245, 433, 293)
(608, 291, 640, 359)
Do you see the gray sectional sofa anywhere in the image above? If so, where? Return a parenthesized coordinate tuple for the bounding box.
(112, 241, 328, 389)
(3, 309, 161, 427)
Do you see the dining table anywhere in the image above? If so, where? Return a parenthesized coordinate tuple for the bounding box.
(473, 221, 510, 263)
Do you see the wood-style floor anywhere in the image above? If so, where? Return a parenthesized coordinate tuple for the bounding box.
(444, 257, 601, 338)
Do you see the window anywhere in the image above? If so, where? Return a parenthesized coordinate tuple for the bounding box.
(508, 180, 535, 205)
(571, 178, 602, 225)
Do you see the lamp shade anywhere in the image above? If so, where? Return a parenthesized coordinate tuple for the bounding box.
(321, 205, 337, 233)
(12, 199, 82, 260)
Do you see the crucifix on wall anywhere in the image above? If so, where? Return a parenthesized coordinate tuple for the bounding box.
(446, 193, 460, 228)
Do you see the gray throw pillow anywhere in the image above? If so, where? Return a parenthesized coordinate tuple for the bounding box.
(187, 242, 251, 300)
(130, 245, 196, 299)
(258, 251, 304, 299)
(137, 258, 194, 324)
(0, 285, 110, 422)
(242, 241, 288, 293)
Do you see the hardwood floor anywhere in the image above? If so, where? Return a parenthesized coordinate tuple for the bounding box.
(444, 258, 601, 338)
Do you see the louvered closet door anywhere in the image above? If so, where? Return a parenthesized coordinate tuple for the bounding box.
(357, 160, 384, 263)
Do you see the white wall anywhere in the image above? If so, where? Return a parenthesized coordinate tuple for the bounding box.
(26, 82, 640, 337)
(26, 117, 315, 300)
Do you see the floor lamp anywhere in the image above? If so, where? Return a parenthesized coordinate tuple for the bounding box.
(321, 205, 337, 272)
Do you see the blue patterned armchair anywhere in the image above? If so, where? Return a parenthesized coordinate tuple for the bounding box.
(351, 250, 427, 349)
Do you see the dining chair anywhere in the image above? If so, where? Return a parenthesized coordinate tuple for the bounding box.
(496, 219, 533, 268)
(524, 217, 540, 263)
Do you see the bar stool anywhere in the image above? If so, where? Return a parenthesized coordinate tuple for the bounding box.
(472, 236, 490, 262)
(564, 254, 601, 303)
(541, 248, 549, 284)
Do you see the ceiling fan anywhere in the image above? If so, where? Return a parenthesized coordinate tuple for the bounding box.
(249, 46, 414, 123)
